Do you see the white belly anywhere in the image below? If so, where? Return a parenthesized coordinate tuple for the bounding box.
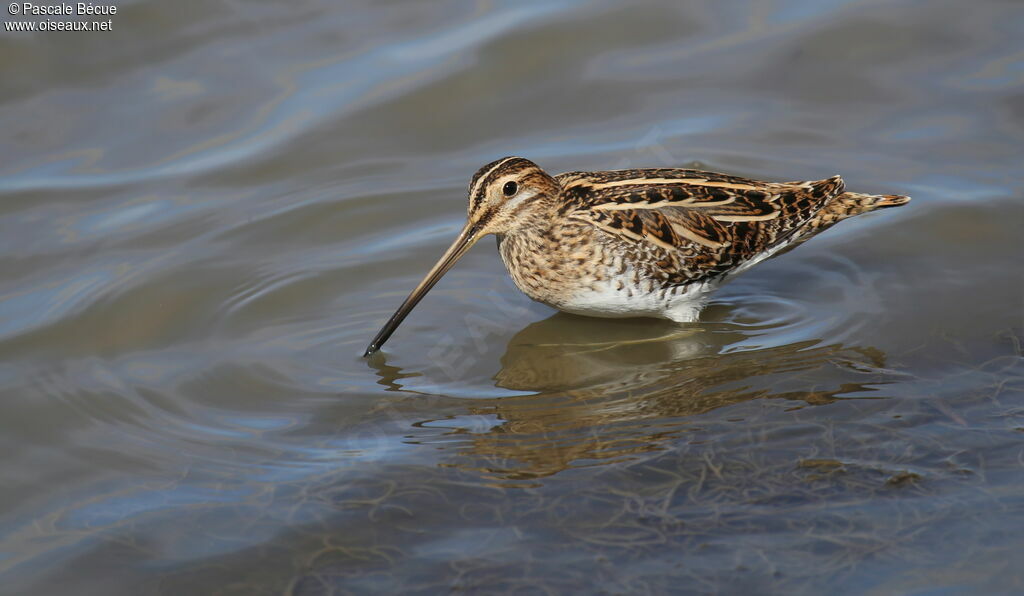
(557, 237, 798, 321)
(557, 274, 716, 323)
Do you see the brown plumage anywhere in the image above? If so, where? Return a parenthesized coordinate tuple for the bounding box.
(365, 157, 910, 354)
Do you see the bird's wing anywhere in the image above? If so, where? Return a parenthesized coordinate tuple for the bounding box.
(555, 168, 845, 282)
(557, 168, 843, 284)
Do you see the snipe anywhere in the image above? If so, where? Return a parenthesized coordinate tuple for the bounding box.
(364, 157, 909, 355)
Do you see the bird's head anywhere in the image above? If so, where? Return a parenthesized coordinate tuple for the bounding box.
(463, 156, 561, 237)
(364, 157, 560, 355)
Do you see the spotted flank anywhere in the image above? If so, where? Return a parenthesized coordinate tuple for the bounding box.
(364, 156, 910, 354)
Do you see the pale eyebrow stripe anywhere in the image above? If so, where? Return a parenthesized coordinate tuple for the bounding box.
(470, 158, 518, 206)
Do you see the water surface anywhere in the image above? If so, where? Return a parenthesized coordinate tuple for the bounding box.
(1, 0, 1022, 593)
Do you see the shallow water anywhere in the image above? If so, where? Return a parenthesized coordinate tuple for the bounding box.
(1, 0, 1022, 593)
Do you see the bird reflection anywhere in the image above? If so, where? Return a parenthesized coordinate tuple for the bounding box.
(492, 314, 728, 394)
(367, 313, 892, 484)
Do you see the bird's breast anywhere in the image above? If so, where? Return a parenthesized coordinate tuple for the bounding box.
(496, 227, 712, 322)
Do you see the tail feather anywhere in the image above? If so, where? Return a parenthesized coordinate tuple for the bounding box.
(800, 190, 911, 236)
(838, 191, 912, 211)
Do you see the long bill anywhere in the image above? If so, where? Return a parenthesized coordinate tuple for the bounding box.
(363, 223, 481, 356)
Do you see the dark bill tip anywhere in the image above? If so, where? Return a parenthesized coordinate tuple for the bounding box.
(361, 223, 480, 356)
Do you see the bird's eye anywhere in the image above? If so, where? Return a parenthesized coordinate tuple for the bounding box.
(502, 181, 518, 196)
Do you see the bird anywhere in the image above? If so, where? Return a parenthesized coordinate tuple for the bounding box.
(364, 157, 910, 355)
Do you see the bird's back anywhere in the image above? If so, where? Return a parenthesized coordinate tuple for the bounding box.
(555, 167, 909, 286)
